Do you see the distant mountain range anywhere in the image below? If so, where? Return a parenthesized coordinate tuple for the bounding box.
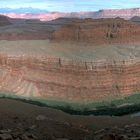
(0, 7, 48, 13)
(1, 8, 140, 21)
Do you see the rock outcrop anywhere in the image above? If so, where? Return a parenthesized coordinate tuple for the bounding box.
(0, 54, 139, 101)
(2, 16, 140, 43)
(52, 18, 140, 45)
(0, 17, 140, 102)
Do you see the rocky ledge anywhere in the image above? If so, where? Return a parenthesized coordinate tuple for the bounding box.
(0, 54, 139, 101)
(52, 18, 140, 45)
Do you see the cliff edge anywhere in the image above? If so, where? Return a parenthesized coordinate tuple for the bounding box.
(52, 18, 140, 45)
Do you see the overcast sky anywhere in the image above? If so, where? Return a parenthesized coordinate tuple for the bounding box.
(0, 0, 140, 12)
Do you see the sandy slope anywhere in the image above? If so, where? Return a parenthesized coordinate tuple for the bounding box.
(0, 40, 139, 61)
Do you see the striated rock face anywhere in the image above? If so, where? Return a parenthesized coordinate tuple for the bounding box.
(0, 54, 140, 101)
(0, 16, 140, 102)
(2, 16, 140, 43)
(52, 18, 140, 45)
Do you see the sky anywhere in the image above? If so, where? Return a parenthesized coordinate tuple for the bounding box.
(1, 0, 140, 12)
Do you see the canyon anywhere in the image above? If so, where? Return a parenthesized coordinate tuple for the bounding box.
(0, 15, 140, 102)
(0, 53, 140, 101)
(1, 5, 140, 140)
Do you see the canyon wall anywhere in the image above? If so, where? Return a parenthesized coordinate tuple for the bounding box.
(52, 18, 140, 45)
(0, 54, 139, 101)
(2, 16, 140, 43)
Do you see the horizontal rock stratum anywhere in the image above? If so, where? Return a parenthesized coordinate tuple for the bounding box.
(0, 54, 139, 101)
(0, 16, 140, 102)
(52, 18, 140, 45)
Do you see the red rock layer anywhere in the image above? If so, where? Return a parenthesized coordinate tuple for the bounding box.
(0, 54, 139, 101)
(52, 18, 140, 45)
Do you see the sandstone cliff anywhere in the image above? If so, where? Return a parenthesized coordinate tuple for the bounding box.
(52, 18, 140, 45)
(0, 54, 139, 101)
(0, 16, 139, 102)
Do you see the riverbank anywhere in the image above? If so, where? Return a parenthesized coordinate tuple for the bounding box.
(0, 98, 140, 139)
(1, 93, 140, 116)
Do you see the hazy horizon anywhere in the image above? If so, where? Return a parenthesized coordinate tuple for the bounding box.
(0, 0, 140, 13)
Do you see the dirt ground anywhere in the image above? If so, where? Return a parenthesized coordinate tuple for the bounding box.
(0, 98, 140, 140)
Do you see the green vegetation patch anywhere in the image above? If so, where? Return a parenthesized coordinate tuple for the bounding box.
(1, 93, 140, 116)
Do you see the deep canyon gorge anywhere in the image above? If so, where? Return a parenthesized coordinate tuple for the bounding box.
(0, 14, 140, 102)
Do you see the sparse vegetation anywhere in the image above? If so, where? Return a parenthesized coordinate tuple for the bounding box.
(1, 93, 140, 116)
